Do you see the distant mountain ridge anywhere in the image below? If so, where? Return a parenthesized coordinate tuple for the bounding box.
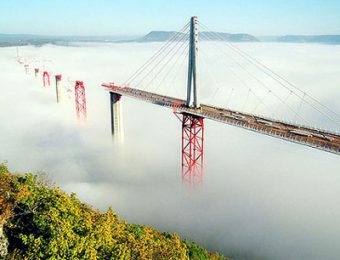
(1, 32, 340, 47)
(137, 31, 259, 42)
(276, 35, 340, 44)
(0, 34, 137, 47)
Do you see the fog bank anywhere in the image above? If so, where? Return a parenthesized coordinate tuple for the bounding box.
(0, 42, 340, 260)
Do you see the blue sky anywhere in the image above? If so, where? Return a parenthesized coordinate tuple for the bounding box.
(1, 0, 340, 36)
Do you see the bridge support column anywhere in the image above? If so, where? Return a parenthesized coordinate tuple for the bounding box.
(55, 74, 63, 103)
(75, 81, 87, 121)
(34, 68, 39, 79)
(181, 113, 204, 184)
(110, 92, 124, 142)
(42, 71, 50, 87)
(24, 64, 29, 74)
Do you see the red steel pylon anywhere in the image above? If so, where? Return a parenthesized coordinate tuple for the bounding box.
(34, 68, 39, 78)
(181, 113, 204, 184)
(42, 71, 50, 87)
(75, 81, 87, 120)
(55, 74, 62, 81)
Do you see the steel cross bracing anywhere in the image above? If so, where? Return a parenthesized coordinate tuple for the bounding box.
(181, 114, 204, 184)
(75, 81, 87, 120)
(102, 83, 340, 155)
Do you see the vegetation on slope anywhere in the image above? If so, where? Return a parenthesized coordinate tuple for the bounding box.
(0, 164, 229, 259)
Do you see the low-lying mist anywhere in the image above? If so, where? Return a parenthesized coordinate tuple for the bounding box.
(0, 42, 339, 260)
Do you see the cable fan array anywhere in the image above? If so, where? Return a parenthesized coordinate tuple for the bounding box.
(121, 20, 340, 133)
(123, 22, 191, 100)
(197, 21, 340, 132)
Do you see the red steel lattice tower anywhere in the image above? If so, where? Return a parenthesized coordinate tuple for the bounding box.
(181, 113, 204, 184)
(75, 81, 87, 120)
(42, 71, 50, 87)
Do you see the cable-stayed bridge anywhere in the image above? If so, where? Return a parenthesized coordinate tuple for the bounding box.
(102, 17, 340, 184)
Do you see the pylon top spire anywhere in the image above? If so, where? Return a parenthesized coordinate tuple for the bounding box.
(186, 16, 200, 108)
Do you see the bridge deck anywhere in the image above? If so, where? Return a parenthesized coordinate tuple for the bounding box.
(102, 83, 340, 155)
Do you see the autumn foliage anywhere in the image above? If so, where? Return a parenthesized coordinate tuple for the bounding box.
(0, 164, 229, 259)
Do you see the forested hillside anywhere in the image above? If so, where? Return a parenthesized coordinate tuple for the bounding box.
(0, 164, 229, 259)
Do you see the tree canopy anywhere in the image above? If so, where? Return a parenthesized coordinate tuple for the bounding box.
(0, 164, 229, 260)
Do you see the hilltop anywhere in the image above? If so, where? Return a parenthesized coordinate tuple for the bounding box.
(0, 164, 229, 259)
(136, 31, 259, 42)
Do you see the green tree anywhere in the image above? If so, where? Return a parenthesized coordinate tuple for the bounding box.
(0, 164, 230, 260)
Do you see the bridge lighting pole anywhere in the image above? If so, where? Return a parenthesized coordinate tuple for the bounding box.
(180, 16, 204, 184)
(75, 81, 87, 121)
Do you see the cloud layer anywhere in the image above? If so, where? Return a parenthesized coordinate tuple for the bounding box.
(0, 42, 340, 260)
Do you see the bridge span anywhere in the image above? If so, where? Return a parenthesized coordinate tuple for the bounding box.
(102, 16, 339, 184)
(103, 83, 340, 156)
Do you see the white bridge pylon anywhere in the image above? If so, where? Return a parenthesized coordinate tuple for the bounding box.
(186, 16, 200, 109)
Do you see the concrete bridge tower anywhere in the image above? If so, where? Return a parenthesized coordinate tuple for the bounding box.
(110, 92, 124, 142)
(186, 16, 200, 108)
(55, 74, 63, 103)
